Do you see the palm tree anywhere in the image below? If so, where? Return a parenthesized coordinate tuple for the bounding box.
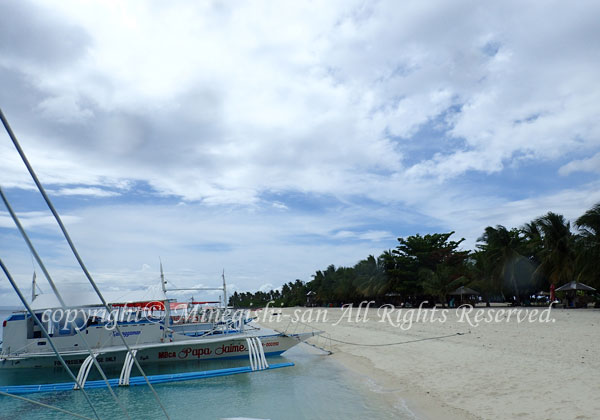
(477, 225, 527, 303)
(576, 203, 600, 238)
(354, 255, 386, 298)
(420, 265, 466, 307)
(534, 212, 575, 286)
(575, 203, 600, 288)
(467, 251, 496, 306)
(333, 267, 358, 304)
(521, 221, 544, 264)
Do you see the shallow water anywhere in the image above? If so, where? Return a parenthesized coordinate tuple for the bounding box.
(0, 310, 410, 419)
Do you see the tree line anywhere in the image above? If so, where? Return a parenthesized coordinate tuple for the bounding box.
(229, 203, 600, 308)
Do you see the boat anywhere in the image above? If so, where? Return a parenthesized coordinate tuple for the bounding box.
(0, 285, 315, 370)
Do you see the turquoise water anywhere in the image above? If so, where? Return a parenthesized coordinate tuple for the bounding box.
(0, 311, 407, 419)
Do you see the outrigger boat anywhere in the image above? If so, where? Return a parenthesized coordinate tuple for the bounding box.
(0, 286, 315, 370)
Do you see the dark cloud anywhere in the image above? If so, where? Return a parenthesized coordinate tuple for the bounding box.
(0, 0, 91, 68)
(0, 63, 227, 192)
(0, 66, 46, 125)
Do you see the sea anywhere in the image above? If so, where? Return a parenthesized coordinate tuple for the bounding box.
(0, 309, 413, 419)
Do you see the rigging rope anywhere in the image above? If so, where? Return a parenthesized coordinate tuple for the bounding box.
(324, 332, 467, 347)
(1, 107, 171, 419)
(0, 259, 101, 420)
(0, 187, 130, 420)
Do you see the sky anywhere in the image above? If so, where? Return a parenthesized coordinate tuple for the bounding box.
(1, 0, 599, 305)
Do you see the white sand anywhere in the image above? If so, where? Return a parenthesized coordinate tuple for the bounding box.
(258, 305, 600, 420)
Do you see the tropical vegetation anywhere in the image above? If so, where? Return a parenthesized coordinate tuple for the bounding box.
(229, 203, 600, 308)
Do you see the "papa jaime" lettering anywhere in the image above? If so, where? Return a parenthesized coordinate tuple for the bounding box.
(178, 347, 212, 359)
(158, 341, 277, 360)
(215, 343, 246, 355)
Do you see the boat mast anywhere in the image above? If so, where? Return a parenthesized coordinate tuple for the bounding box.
(31, 270, 37, 301)
(222, 269, 228, 308)
(166, 269, 229, 308)
(160, 260, 170, 329)
(160, 260, 167, 294)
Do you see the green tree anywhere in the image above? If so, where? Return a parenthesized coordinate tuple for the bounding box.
(353, 255, 386, 298)
(477, 226, 535, 303)
(467, 251, 497, 306)
(574, 203, 600, 288)
(521, 221, 544, 263)
(389, 232, 469, 304)
(420, 264, 466, 307)
(534, 212, 575, 286)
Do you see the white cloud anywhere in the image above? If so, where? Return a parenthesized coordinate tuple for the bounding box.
(416, 181, 600, 249)
(332, 229, 393, 242)
(1, 0, 596, 204)
(258, 283, 274, 293)
(559, 152, 600, 176)
(53, 187, 120, 197)
(0, 210, 79, 229)
(271, 202, 289, 210)
(358, 230, 394, 242)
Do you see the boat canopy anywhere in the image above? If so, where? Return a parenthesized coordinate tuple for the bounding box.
(29, 286, 168, 310)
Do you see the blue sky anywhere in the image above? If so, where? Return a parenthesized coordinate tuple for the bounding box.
(1, 0, 600, 304)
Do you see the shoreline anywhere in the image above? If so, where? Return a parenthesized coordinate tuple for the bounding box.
(258, 306, 600, 420)
(331, 347, 477, 420)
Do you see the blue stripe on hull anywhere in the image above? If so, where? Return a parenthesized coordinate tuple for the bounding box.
(0, 362, 294, 395)
(204, 350, 285, 361)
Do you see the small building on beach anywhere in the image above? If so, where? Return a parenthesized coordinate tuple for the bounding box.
(555, 281, 597, 308)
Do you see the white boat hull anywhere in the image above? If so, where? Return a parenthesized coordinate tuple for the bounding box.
(0, 332, 313, 369)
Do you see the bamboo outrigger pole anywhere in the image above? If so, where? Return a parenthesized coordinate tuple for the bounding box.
(0, 107, 170, 419)
(0, 258, 101, 420)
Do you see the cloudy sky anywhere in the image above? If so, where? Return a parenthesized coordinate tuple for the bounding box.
(1, 0, 599, 304)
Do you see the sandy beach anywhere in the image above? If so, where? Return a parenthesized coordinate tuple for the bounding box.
(258, 305, 600, 420)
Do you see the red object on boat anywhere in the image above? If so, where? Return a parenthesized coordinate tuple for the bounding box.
(110, 300, 221, 311)
(550, 283, 556, 301)
(112, 301, 165, 310)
